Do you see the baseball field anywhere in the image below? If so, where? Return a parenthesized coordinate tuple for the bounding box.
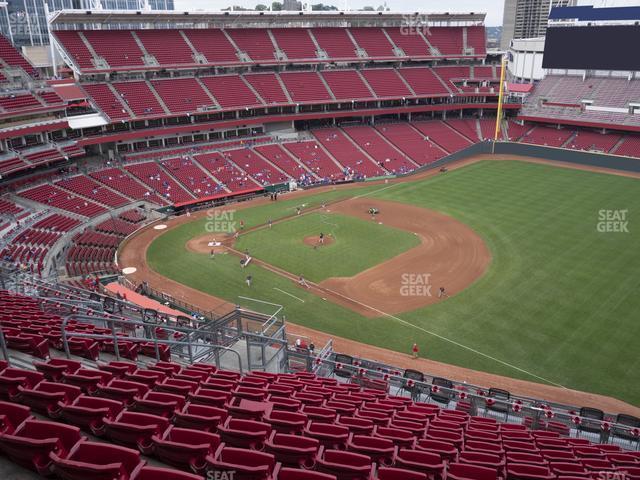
(142, 160, 640, 406)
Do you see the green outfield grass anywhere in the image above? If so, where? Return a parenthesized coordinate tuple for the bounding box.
(147, 160, 640, 405)
(234, 212, 420, 282)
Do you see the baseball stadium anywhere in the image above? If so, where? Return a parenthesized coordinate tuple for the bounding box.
(0, 2, 638, 479)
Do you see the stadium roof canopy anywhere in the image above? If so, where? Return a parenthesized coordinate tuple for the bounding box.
(48, 9, 485, 29)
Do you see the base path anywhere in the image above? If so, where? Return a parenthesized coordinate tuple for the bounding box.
(320, 198, 491, 315)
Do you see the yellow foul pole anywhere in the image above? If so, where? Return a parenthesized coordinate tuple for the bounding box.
(494, 54, 508, 142)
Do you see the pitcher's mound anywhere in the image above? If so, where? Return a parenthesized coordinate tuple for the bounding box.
(303, 235, 335, 248)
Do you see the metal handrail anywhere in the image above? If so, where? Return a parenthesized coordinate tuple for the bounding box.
(310, 354, 639, 446)
(59, 315, 243, 372)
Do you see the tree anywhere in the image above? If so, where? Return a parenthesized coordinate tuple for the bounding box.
(255, 3, 269, 9)
(272, 1, 283, 10)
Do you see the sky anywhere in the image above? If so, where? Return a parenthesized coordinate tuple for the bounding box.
(174, 0, 640, 26)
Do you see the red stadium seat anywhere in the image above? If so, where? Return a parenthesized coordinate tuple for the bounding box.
(264, 409, 308, 434)
(0, 367, 45, 400)
(346, 434, 397, 466)
(19, 380, 82, 417)
(97, 379, 149, 406)
(315, 447, 375, 480)
(152, 425, 220, 474)
(217, 417, 272, 450)
(377, 467, 428, 480)
(173, 402, 227, 432)
(33, 359, 82, 381)
(59, 394, 123, 436)
(506, 463, 554, 480)
(50, 440, 144, 480)
(103, 411, 169, 454)
(446, 463, 498, 480)
(132, 390, 185, 418)
(0, 400, 32, 434)
(206, 445, 276, 480)
(274, 465, 338, 480)
(304, 421, 350, 450)
(0, 419, 82, 475)
(264, 431, 320, 469)
(62, 368, 114, 394)
(395, 448, 446, 477)
(134, 466, 203, 480)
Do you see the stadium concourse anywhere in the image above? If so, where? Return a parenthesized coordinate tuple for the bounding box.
(0, 6, 639, 480)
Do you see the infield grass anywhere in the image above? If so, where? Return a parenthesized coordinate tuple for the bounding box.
(234, 212, 420, 282)
(147, 160, 640, 405)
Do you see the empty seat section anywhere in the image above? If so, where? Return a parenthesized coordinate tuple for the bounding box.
(270, 28, 318, 60)
(566, 130, 622, 152)
(225, 148, 289, 185)
(398, 67, 450, 96)
(194, 152, 260, 192)
(311, 28, 358, 60)
(150, 78, 212, 113)
(614, 135, 640, 158)
(19, 184, 106, 217)
(161, 157, 223, 198)
(200, 75, 262, 109)
(375, 123, 446, 165)
(0, 33, 36, 74)
(426, 27, 464, 56)
(226, 28, 275, 61)
(521, 125, 574, 147)
(473, 66, 496, 79)
(112, 81, 165, 117)
(384, 27, 432, 57)
(83, 83, 130, 120)
(254, 144, 310, 180)
(0, 94, 41, 111)
(343, 125, 416, 174)
(320, 70, 373, 101)
(478, 118, 497, 140)
(312, 128, 385, 177)
(135, 29, 195, 65)
(90, 167, 165, 204)
(505, 120, 532, 141)
(446, 118, 480, 142)
(349, 27, 396, 58)
(52, 31, 95, 70)
(182, 29, 239, 64)
(466, 26, 487, 55)
(244, 73, 289, 105)
(279, 72, 332, 102)
(82, 30, 144, 67)
(361, 69, 412, 98)
(283, 141, 343, 180)
(125, 161, 194, 203)
(55, 175, 129, 208)
(434, 66, 471, 92)
(412, 121, 473, 153)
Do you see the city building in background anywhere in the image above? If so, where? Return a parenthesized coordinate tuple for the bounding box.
(500, 0, 575, 50)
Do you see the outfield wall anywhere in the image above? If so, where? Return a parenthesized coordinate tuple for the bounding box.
(432, 141, 640, 174)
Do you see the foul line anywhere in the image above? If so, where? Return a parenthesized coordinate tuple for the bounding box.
(273, 287, 305, 303)
(238, 296, 283, 307)
(317, 284, 567, 389)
